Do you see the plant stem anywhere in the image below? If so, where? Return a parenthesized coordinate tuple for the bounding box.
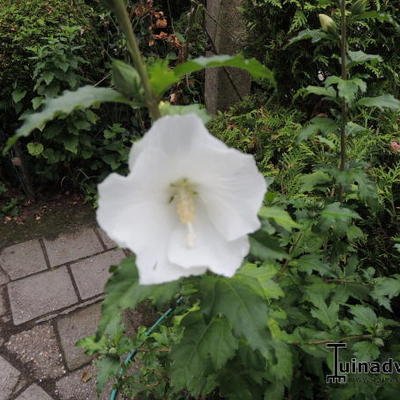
(291, 334, 373, 346)
(110, 0, 161, 120)
(339, 0, 348, 201)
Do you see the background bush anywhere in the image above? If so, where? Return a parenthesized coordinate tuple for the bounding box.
(244, 0, 400, 106)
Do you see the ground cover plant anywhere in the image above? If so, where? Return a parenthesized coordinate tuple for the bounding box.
(3, 0, 400, 399)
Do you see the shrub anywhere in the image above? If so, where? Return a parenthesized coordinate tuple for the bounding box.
(243, 0, 400, 104)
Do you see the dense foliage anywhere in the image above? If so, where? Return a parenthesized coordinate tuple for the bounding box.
(2, 1, 400, 399)
(244, 0, 400, 104)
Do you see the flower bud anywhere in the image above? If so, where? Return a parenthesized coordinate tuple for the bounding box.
(318, 14, 337, 33)
(390, 141, 400, 153)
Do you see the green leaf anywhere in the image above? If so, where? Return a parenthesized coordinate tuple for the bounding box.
(95, 356, 120, 394)
(349, 305, 377, 328)
(205, 317, 239, 370)
(27, 142, 44, 156)
(352, 341, 380, 362)
(270, 341, 293, 384)
(111, 59, 143, 100)
(310, 300, 339, 329)
(300, 171, 332, 192)
(63, 136, 79, 154)
(76, 335, 108, 355)
(159, 101, 211, 124)
(325, 76, 366, 103)
(290, 254, 331, 276)
(305, 85, 336, 98)
(5, 86, 130, 153)
(149, 54, 275, 98)
(348, 50, 382, 65)
(297, 117, 338, 142)
(97, 257, 179, 337)
(288, 29, 328, 45)
(148, 59, 180, 97)
(357, 94, 400, 110)
(12, 89, 27, 103)
(200, 276, 272, 358)
(319, 202, 360, 232)
(259, 206, 299, 231)
(171, 312, 228, 394)
(249, 231, 288, 262)
(237, 263, 284, 300)
(264, 382, 285, 400)
(370, 276, 400, 311)
(174, 54, 275, 84)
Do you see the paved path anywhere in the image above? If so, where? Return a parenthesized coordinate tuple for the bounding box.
(0, 226, 126, 400)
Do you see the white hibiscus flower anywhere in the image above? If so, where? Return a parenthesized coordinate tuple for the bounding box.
(97, 114, 267, 284)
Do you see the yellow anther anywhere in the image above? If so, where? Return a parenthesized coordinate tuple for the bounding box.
(171, 178, 197, 248)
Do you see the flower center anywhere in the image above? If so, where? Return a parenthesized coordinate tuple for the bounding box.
(170, 178, 197, 248)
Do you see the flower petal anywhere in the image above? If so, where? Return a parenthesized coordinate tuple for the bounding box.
(128, 114, 225, 170)
(168, 205, 249, 277)
(136, 249, 206, 285)
(198, 150, 267, 241)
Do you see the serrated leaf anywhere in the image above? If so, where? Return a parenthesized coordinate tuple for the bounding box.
(348, 50, 382, 65)
(259, 206, 299, 231)
(357, 94, 400, 110)
(319, 202, 360, 232)
(311, 300, 339, 329)
(200, 276, 272, 358)
(95, 356, 120, 394)
(249, 231, 288, 261)
(370, 276, 400, 311)
(174, 54, 275, 84)
(352, 341, 380, 361)
(297, 117, 338, 142)
(148, 59, 180, 97)
(159, 102, 211, 124)
(270, 341, 293, 384)
(349, 305, 377, 328)
(288, 29, 328, 45)
(237, 263, 284, 300)
(324, 77, 366, 103)
(300, 171, 332, 192)
(97, 257, 179, 337)
(5, 86, 130, 153)
(290, 254, 331, 276)
(171, 312, 224, 394)
(305, 85, 337, 98)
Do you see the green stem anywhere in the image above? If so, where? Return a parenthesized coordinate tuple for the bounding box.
(339, 0, 348, 201)
(110, 0, 161, 120)
(291, 334, 373, 346)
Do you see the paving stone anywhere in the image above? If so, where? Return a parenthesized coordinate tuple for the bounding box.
(55, 363, 111, 400)
(44, 227, 103, 267)
(16, 384, 54, 400)
(8, 267, 78, 325)
(0, 355, 21, 400)
(57, 303, 102, 370)
(97, 228, 117, 249)
(0, 239, 47, 280)
(5, 323, 66, 380)
(70, 249, 125, 300)
(0, 285, 7, 316)
(0, 268, 9, 285)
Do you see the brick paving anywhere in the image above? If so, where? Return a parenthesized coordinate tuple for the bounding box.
(0, 226, 125, 400)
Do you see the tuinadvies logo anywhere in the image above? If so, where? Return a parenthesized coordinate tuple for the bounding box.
(326, 343, 400, 384)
